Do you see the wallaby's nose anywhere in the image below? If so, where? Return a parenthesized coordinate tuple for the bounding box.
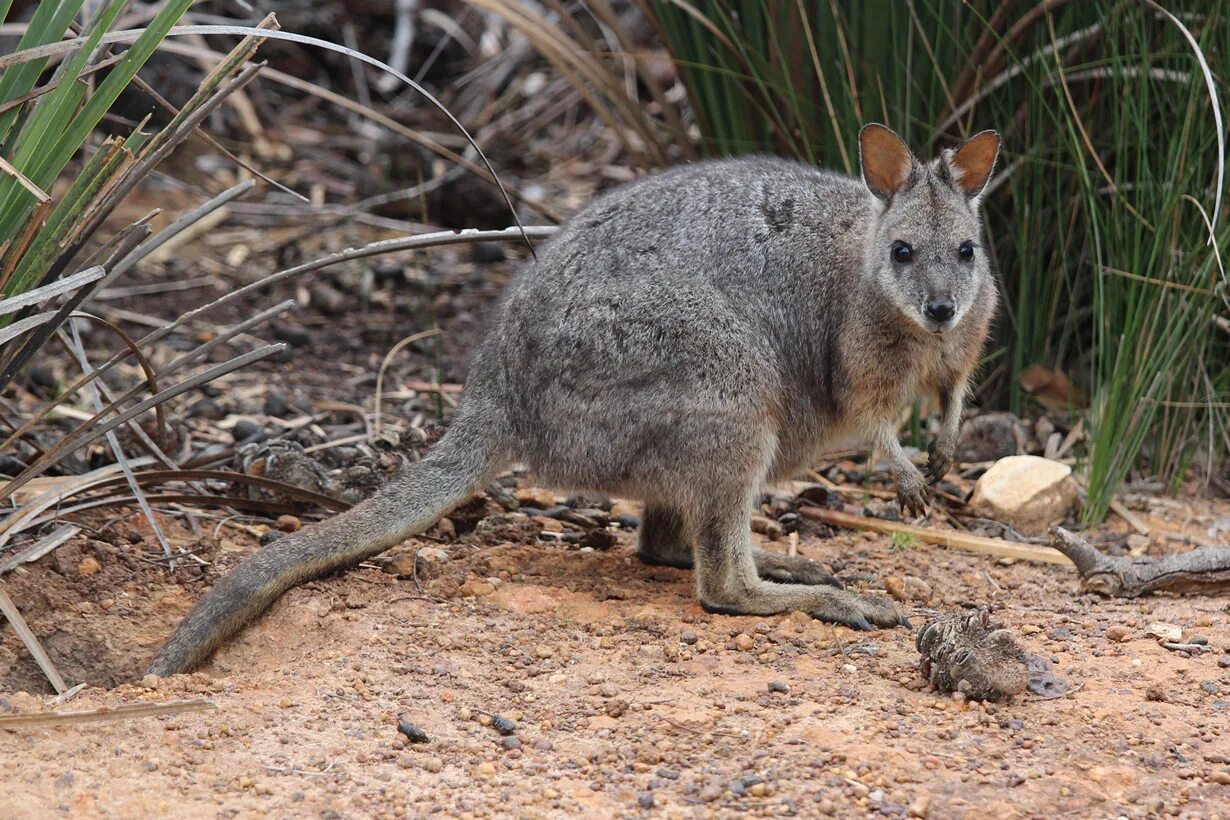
(924, 299, 955, 323)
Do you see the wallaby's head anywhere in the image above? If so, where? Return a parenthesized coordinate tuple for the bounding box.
(858, 124, 1000, 334)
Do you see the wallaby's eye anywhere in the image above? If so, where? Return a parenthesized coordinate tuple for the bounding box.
(958, 241, 975, 262)
(891, 241, 913, 264)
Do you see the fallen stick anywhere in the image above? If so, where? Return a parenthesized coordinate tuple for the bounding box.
(0, 585, 67, 694)
(0, 698, 216, 730)
(1052, 527, 1230, 597)
(798, 507, 1071, 566)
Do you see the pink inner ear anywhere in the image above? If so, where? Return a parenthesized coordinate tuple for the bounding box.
(861, 126, 913, 197)
(950, 132, 1000, 194)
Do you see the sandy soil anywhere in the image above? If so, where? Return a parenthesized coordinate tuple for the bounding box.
(3, 505, 1229, 818)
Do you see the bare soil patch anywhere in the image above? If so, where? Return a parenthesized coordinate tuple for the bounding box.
(3, 512, 1229, 817)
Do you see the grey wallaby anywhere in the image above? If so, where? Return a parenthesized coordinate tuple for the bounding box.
(147, 124, 1001, 676)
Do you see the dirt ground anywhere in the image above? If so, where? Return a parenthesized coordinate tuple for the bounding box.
(3, 501, 1230, 818)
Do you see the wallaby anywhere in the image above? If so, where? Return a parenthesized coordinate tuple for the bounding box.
(147, 124, 1000, 676)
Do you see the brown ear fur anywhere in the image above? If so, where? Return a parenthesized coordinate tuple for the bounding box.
(946, 130, 1000, 199)
(859, 124, 915, 200)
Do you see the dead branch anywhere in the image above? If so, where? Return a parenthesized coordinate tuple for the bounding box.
(799, 507, 1071, 565)
(0, 698, 215, 730)
(1053, 527, 1230, 597)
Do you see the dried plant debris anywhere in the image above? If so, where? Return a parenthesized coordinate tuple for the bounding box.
(916, 608, 1069, 701)
(1053, 527, 1230, 597)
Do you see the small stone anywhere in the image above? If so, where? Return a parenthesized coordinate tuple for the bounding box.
(271, 323, 311, 348)
(908, 793, 932, 818)
(734, 633, 755, 651)
(969, 455, 1077, 536)
(141, 674, 161, 690)
(767, 681, 790, 694)
(259, 530, 284, 546)
(417, 547, 449, 563)
(1145, 684, 1169, 702)
(637, 793, 655, 809)
(748, 782, 769, 797)
(1106, 625, 1131, 643)
(231, 419, 263, 443)
(885, 575, 932, 603)
(534, 645, 554, 659)
(459, 579, 496, 597)
(473, 761, 497, 778)
(397, 720, 429, 744)
(383, 555, 417, 577)
(471, 241, 507, 264)
(77, 556, 101, 576)
(1209, 771, 1230, 785)
(275, 515, 301, 533)
(422, 757, 444, 773)
(499, 736, 522, 751)
(491, 715, 517, 735)
(515, 487, 557, 509)
(1147, 622, 1183, 643)
(681, 632, 699, 645)
(1217, 656, 1230, 669)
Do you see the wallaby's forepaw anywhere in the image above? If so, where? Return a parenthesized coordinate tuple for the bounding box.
(924, 439, 955, 483)
(753, 549, 842, 587)
(809, 589, 908, 631)
(896, 468, 929, 518)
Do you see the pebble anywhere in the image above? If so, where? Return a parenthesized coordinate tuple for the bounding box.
(262, 392, 290, 417)
(459, 579, 496, 597)
(516, 486, 555, 506)
(1218, 656, 1230, 669)
(637, 793, 655, 809)
(259, 530, 284, 546)
(396, 720, 429, 744)
(491, 715, 517, 735)
(471, 241, 507, 264)
(500, 736, 522, 751)
(271, 323, 311, 348)
(275, 515, 301, 533)
(681, 632, 698, 645)
(885, 575, 932, 603)
(908, 793, 932, 818)
(473, 761, 497, 778)
(734, 633, 755, 651)
(1210, 771, 1230, 785)
(767, 681, 791, 694)
(232, 419, 263, 443)
(77, 557, 101, 576)
(1106, 625, 1131, 642)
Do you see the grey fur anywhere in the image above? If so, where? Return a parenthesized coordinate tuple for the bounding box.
(147, 125, 999, 676)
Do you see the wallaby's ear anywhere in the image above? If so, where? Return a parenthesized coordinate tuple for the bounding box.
(943, 130, 1000, 203)
(859, 123, 917, 200)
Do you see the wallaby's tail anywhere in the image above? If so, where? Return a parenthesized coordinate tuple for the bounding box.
(146, 417, 504, 676)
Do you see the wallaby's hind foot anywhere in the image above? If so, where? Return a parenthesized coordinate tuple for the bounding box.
(751, 550, 843, 588)
(693, 493, 908, 631)
(636, 503, 841, 587)
(701, 583, 906, 631)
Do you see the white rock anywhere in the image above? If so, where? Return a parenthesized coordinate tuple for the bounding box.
(970, 455, 1077, 535)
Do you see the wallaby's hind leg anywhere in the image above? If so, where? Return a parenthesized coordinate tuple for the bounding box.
(636, 505, 694, 568)
(636, 503, 841, 587)
(693, 491, 906, 630)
